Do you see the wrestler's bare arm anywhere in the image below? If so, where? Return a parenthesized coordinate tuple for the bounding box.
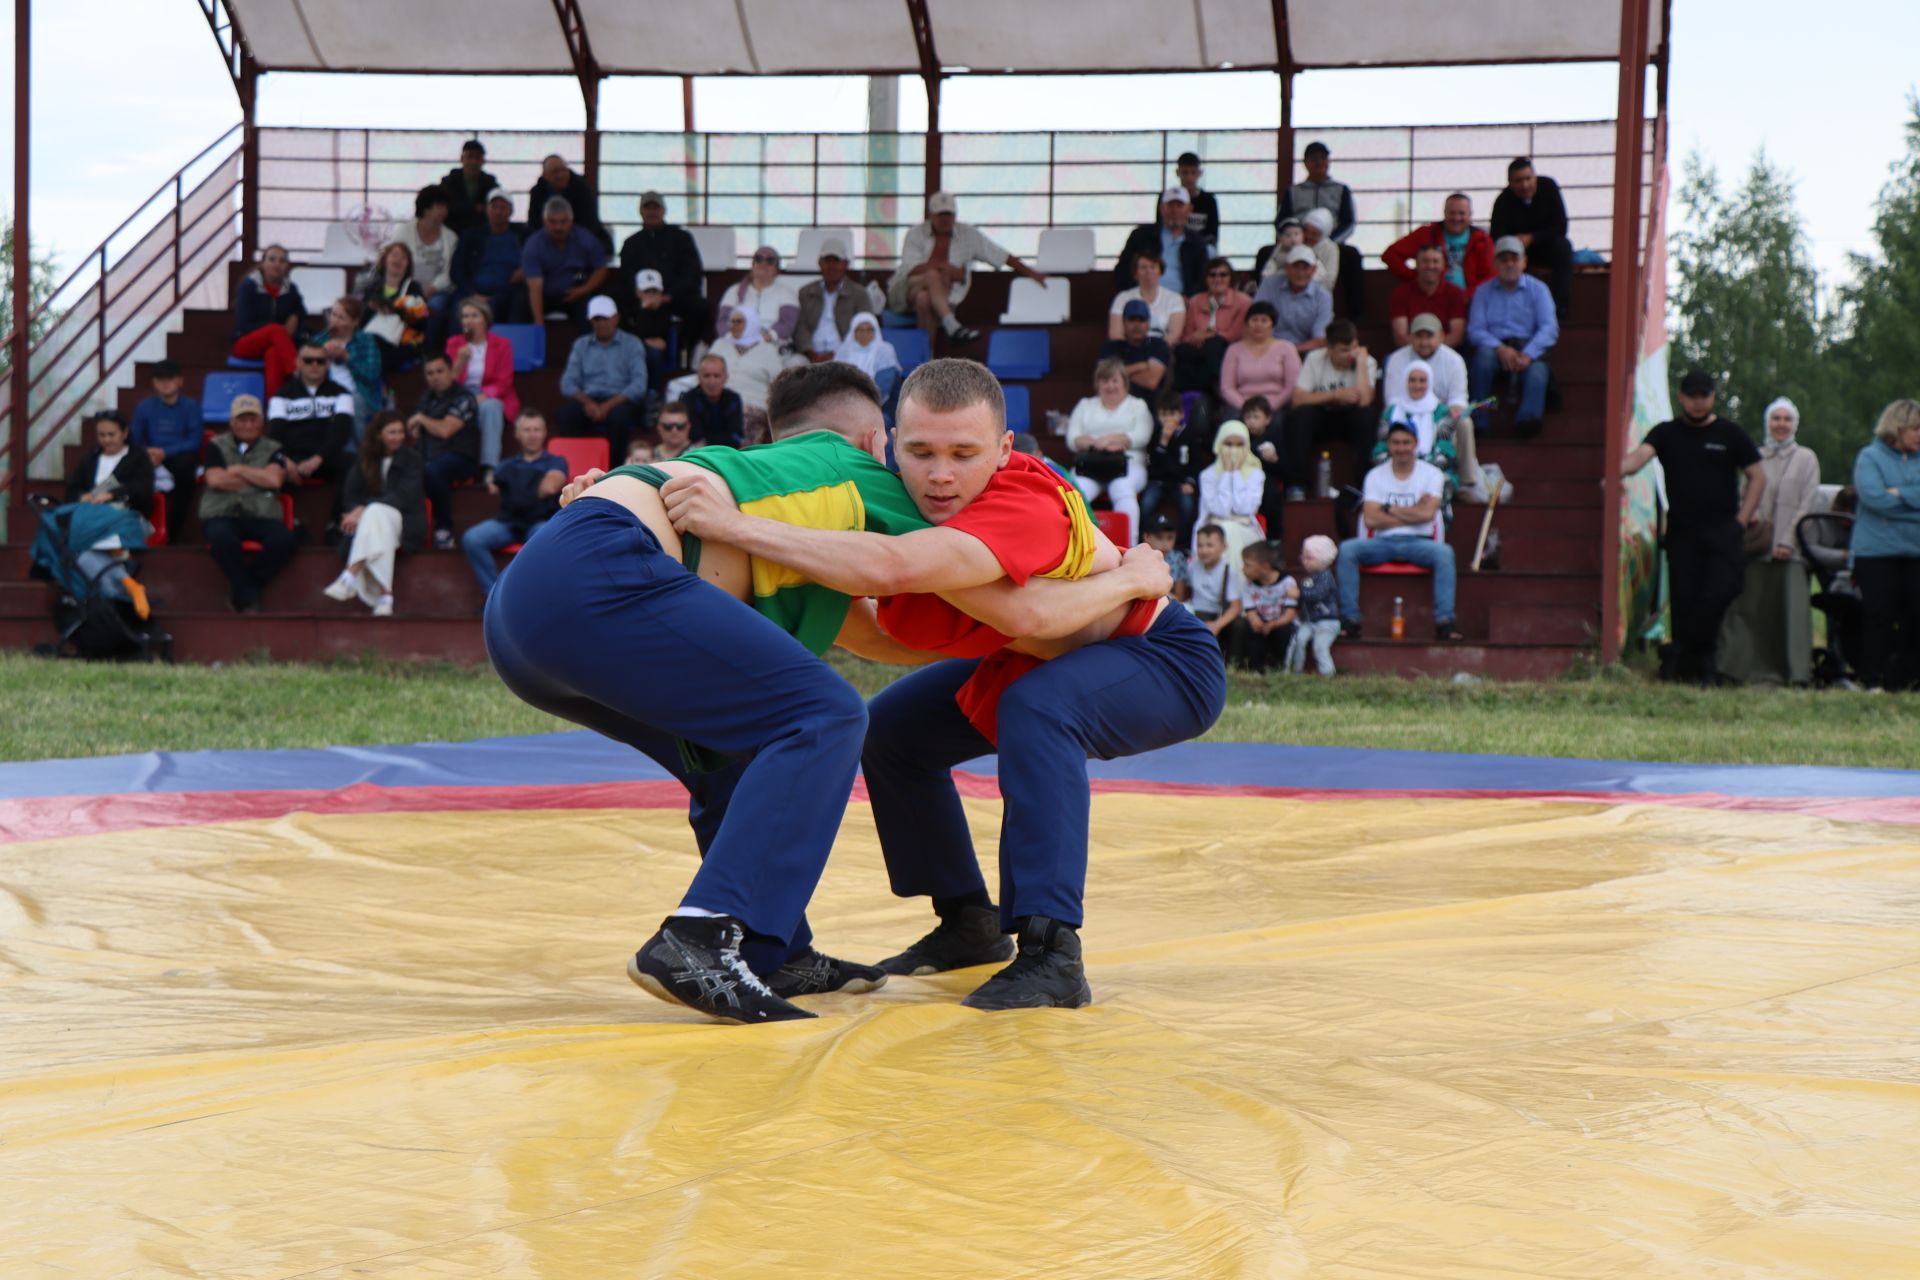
(833, 599, 941, 665)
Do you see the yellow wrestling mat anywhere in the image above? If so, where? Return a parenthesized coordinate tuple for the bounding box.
(6, 793, 1920, 1277)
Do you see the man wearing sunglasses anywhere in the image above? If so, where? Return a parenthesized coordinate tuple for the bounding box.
(267, 341, 356, 521)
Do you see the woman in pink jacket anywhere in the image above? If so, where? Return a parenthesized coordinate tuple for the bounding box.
(447, 296, 521, 475)
(1219, 300, 1301, 413)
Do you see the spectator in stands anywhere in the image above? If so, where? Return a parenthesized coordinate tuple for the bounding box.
(1142, 511, 1191, 601)
(681, 353, 744, 448)
(1848, 398, 1920, 690)
(1300, 209, 1340, 292)
(1253, 247, 1332, 352)
(231, 243, 306, 399)
(447, 296, 520, 478)
(832, 313, 904, 407)
(1116, 187, 1208, 299)
(716, 245, 801, 348)
(557, 296, 647, 468)
(1377, 363, 1459, 499)
(323, 409, 424, 617)
(1142, 391, 1205, 541)
(408, 352, 481, 550)
(624, 268, 676, 389)
(1109, 251, 1186, 345)
(358, 241, 431, 374)
(1338, 420, 1462, 641)
(1225, 540, 1296, 671)
(1389, 244, 1469, 347)
(1067, 357, 1154, 538)
(1254, 217, 1305, 282)
(888, 192, 1044, 345)
(1468, 237, 1559, 438)
(1622, 370, 1764, 684)
(1169, 152, 1220, 251)
(618, 191, 709, 344)
(1220, 300, 1301, 415)
(529, 154, 606, 250)
(652, 400, 699, 461)
(451, 189, 526, 324)
(438, 139, 498, 235)
(1100, 300, 1171, 404)
(1286, 535, 1342, 675)
(1490, 158, 1572, 318)
(199, 394, 293, 614)
(390, 186, 457, 349)
(269, 341, 355, 507)
(522, 196, 612, 330)
(1280, 142, 1365, 320)
(1186, 523, 1243, 638)
(795, 238, 863, 361)
(1384, 193, 1494, 296)
(1239, 395, 1286, 531)
(459, 408, 567, 598)
(129, 359, 202, 535)
(1175, 256, 1248, 393)
(65, 410, 154, 515)
(1720, 397, 1822, 686)
(1380, 314, 1499, 504)
(1287, 318, 1378, 495)
(714, 308, 783, 442)
(1194, 420, 1267, 562)
(312, 297, 383, 435)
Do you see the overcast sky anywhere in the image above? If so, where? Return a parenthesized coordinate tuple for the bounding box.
(3, 0, 1917, 296)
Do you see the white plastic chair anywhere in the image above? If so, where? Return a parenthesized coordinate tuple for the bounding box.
(688, 226, 737, 272)
(309, 221, 378, 269)
(796, 227, 855, 269)
(1036, 227, 1097, 275)
(289, 266, 347, 308)
(999, 277, 1071, 325)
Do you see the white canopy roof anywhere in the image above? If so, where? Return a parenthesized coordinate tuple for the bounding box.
(221, 0, 1664, 76)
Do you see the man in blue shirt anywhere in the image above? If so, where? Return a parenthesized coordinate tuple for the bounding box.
(1467, 237, 1560, 437)
(460, 408, 569, 598)
(129, 358, 203, 539)
(1114, 188, 1208, 298)
(519, 196, 611, 330)
(452, 189, 526, 325)
(1253, 247, 1333, 352)
(557, 296, 649, 464)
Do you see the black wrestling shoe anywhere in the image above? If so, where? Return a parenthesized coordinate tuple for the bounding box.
(878, 904, 1015, 976)
(765, 947, 890, 998)
(960, 917, 1093, 1011)
(626, 915, 816, 1024)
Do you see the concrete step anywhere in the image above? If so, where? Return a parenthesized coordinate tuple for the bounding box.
(1487, 600, 1600, 645)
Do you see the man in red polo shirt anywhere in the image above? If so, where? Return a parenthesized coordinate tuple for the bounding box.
(662, 359, 1227, 1011)
(1388, 243, 1470, 347)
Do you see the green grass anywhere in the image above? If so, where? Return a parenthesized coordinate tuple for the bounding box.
(3, 651, 1915, 770)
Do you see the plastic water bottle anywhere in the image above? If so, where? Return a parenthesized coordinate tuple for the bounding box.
(1391, 596, 1405, 641)
(1315, 451, 1332, 499)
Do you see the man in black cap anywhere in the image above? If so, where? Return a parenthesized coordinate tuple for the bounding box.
(1622, 370, 1767, 683)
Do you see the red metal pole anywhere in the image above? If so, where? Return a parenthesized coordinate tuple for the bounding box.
(1600, 0, 1651, 666)
(9, 0, 29, 512)
(682, 76, 695, 133)
(924, 74, 942, 199)
(1278, 67, 1294, 201)
(239, 57, 259, 262)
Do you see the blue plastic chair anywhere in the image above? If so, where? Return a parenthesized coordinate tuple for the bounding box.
(1002, 384, 1031, 433)
(202, 371, 265, 423)
(890, 328, 932, 376)
(880, 310, 918, 329)
(493, 323, 547, 373)
(986, 329, 1050, 381)
(226, 356, 265, 371)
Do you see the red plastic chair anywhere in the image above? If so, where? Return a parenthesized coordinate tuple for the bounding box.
(1358, 511, 1439, 575)
(146, 498, 169, 547)
(1092, 508, 1132, 548)
(239, 494, 297, 553)
(550, 437, 610, 478)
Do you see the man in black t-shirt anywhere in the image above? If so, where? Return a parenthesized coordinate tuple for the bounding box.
(1622, 369, 1766, 683)
(409, 353, 482, 548)
(1100, 300, 1173, 404)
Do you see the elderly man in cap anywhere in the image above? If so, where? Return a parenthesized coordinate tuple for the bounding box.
(1253, 245, 1333, 353)
(1117, 186, 1209, 299)
(619, 190, 709, 343)
(199, 395, 294, 614)
(520, 196, 612, 330)
(1467, 236, 1559, 438)
(557, 296, 649, 464)
(452, 188, 527, 323)
(794, 236, 865, 362)
(888, 192, 1044, 345)
(1490, 157, 1573, 318)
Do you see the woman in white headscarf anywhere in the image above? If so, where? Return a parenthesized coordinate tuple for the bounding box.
(1719, 396, 1821, 685)
(1193, 419, 1267, 561)
(714, 307, 785, 441)
(1300, 207, 1340, 289)
(833, 311, 903, 404)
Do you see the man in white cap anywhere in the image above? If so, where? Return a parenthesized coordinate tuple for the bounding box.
(618, 190, 709, 343)
(887, 192, 1045, 345)
(557, 295, 649, 463)
(452, 187, 527, 324)
(1116, 186, 1207, 298)
(794, 236, 864, 361)
(1252, 245, 1333, 353)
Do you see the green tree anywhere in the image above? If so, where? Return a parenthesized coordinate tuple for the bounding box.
(1669, 149, 1843, 472)
(1829, 94, 1920, 468)
(1, 214, 59, 353)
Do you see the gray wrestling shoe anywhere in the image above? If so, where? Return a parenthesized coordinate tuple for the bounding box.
(765, 947, 889, 998)
(627, 915, 816, 1024)
(877, 904, 1015, 976)
(961, 917, 1093, 1011)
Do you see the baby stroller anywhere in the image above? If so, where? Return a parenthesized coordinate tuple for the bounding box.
(27, 496, 172, 662)
(1796, 510, 1858, 687)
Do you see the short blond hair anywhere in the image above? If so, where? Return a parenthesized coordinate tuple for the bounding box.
(1873, 399, 1920, 444)
(1093, 357, 1127, 388)
(898, 358, 1005, 429)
